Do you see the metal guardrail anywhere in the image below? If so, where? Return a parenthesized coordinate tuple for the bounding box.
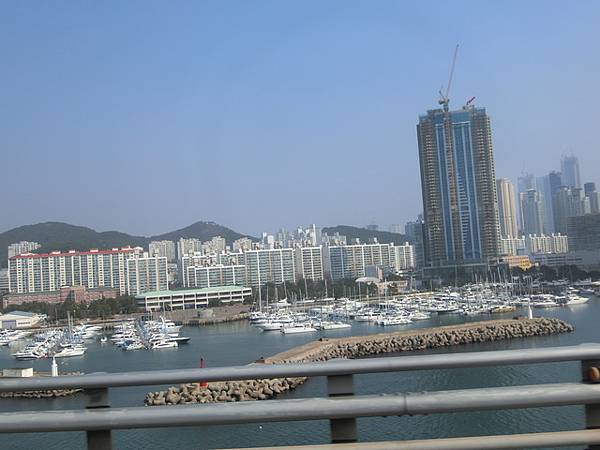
(0, 343, 599, 450)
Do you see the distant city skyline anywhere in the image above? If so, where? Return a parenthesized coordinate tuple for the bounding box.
(1, 2, 599, 237)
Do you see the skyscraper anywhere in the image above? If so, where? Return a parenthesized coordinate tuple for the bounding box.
(520, 189, 545, 236)
(517, 173, 536, 195)
(496, 178, 518, 238)
(584, 182, 600, 214)
(535, 174, 554, 234)
(517, 172, 536, 232)
(554, 186, 588, 234)
(561, 154, 581, 189)
(417, 105, 500, 267)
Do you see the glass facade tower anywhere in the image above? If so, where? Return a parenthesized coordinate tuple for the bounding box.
(417, 106, 500, 267)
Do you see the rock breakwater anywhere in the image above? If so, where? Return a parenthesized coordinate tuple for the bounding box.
(145, 317, 573, 406)
(0, 372, 83, 399)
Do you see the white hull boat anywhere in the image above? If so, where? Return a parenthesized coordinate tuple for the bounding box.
(281, 324, 317, 334)
(151, 341, 178, 349)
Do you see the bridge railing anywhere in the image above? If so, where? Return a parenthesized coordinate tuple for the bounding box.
(0, 343, 599, 450)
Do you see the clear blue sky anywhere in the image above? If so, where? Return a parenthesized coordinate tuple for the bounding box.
(1, 1, 599, 237)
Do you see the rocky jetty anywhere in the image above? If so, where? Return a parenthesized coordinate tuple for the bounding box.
(145, 317, 573, 406)
(0, 388, 82, 399)
(0, 372, 83, 399)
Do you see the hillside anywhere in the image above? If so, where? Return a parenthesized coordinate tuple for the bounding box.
(0, 221, 255, 267)
(151, 221, 249, 244)
(322, 225, 411, 245)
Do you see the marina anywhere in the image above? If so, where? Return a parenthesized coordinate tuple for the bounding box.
(0, 288, 598, 449)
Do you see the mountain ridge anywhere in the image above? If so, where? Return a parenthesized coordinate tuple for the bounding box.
(0, 222, 411, 268)
(322, 225, 411, 245)
(0, 221, 254, 267)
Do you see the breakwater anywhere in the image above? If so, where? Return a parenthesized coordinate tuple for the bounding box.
(146, 317, 573, 406)
(0, 372, 83, 399)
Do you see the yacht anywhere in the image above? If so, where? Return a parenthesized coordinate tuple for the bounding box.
(258, 321, 284, 331)
(281, 323, 317, 334)
(54, 345, 86, 358)
(566, 295, 589, 306)
(123, 341, 145, 351)
(13, 346, 46, 360)
(151, 340, 178, 349)
(380, 316, 412, 326)
(318, 321, 352, 330)
(532, 295, 559, 308)
(408, 311, 431, 321)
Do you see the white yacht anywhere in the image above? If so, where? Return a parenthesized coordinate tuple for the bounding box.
(281, 323, 317, 334)
(13, 347, 46, 360)
(258, 321, 284, 331)
(318, 321, 351, 330)
(54, 345, 86, 358)
(151, 340, 178, 349)
(566, 295, 589, 306)
(380, 316, 412, 326)
(123, 342, 145, 351)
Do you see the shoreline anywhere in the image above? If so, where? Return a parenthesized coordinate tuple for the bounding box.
(146, 317, 574, 406)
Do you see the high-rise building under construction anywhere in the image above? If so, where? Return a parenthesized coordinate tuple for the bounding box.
(417, 105, 500, 268)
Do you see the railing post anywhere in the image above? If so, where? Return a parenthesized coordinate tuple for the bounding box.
(582, 359, 600, 450)
(327, 374, 357, 443)
(85, 386, 112, 450)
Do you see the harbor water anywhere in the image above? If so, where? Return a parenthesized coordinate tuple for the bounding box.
(0, 300, 598, 449)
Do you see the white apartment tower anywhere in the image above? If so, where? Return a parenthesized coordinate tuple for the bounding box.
(243, 249, 296, 287)
(126, 254, 169, 295)
(496, 178, 519, 238)
(8, 247, 142, 295)
(325, 243, 395, 280)
(294, 247, 324, 281)
(8, 241, 41, 258)
(177, 238, 202, 258)
(393, 243, 416, 270)
(186, 265, 246, 289)
(148, 240, 176, 262)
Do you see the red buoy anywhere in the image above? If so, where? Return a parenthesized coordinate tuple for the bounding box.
(199, 358, 208, 387)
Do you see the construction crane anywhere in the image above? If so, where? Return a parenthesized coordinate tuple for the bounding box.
(438, 44, 459, 112)
(463, 96, 476, 109)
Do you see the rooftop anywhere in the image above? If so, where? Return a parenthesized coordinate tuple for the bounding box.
(2, 311, 39, 318)
(136, 285, 251, 298)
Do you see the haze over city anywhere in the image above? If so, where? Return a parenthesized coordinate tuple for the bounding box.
(2, 1, 599, 236)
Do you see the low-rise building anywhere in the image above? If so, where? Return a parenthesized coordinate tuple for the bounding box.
(135, 286, 252, 311)
(2, 286, 119, 309)
(568, 213, 600, 251)
(531, 250, 600, 271)
(525, 233, 568, 254)
(501, 255, 534, 270)
(500, 237, 526, 256)
(0, 311, 44, 329)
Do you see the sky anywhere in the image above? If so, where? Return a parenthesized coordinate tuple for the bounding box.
(1, 1, 599, 237)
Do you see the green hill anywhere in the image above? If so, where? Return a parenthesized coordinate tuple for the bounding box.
(322, 225, 411, 245)
(0, 221, 255, 267)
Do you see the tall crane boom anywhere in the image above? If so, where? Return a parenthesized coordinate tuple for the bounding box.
(438, 44, 459, 111)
